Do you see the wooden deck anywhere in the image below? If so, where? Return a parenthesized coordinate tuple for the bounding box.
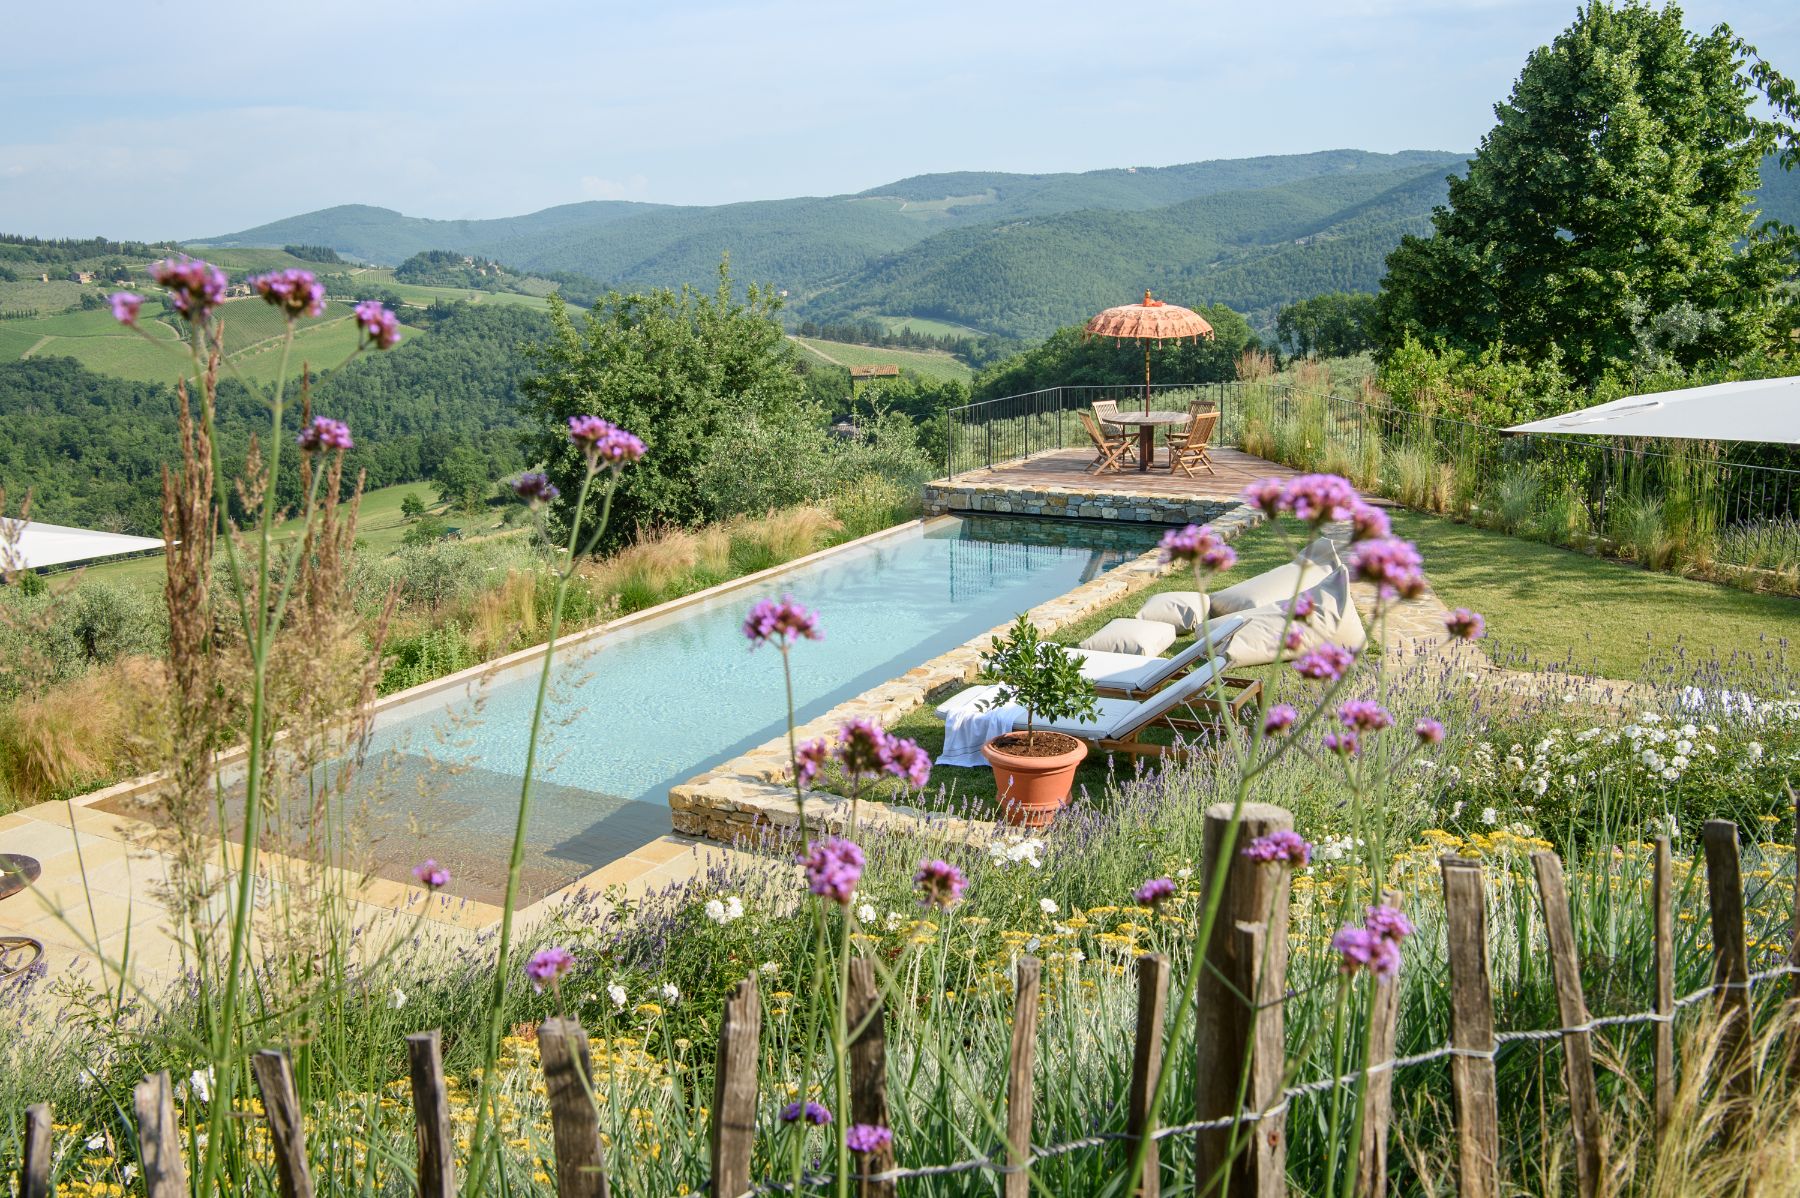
(951, 446, 1301, 501)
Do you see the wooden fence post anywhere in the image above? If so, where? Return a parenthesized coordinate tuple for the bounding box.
(1652, 837, 1675, 1146)
(1702, 819, 1752, 1144)
(21, 1102, 52, 1198)
(406, 1030, 456, 1198)
(131, 1071, 188, 1198)
(1194, 802, 1292, 1198)
(251, 1050, 315, 1198)
(710, 975, 762, 1198)
(1532, 852, 1607, 1198)
(1005, 956, 1042, 1198)
(1127, 953, 1170, 1198)
(1440, 856, 1498, 1198)
(538, 1018, 611, 1198)
(1354, 892, 1402, 1198)
(1789, 787, 1800, 1088)
(846, 959, 895, 1198)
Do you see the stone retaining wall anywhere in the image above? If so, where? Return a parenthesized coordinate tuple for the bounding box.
(923, 481, 1238, 526)
(668, 503, 1265, 845)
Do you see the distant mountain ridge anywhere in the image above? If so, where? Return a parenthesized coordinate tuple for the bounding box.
(196, 150, 1800, 338)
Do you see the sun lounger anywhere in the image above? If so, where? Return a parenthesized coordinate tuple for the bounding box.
(934, 657, 1260, 759)
(1065, 614, 1247, 698)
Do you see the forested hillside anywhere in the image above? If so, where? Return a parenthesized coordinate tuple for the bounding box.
(0, 304, 546, 533)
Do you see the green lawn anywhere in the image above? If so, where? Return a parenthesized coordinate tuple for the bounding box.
(793, 336, 973, 384)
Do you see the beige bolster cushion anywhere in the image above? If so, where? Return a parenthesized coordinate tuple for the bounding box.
(1222, 569, 1368, 668)
(1207, 536, 1343, 616)
(1136, 590, 1209, 633)
(1078, 617, 1178, 657)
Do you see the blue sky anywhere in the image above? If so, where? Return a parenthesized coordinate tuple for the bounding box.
(5, 0, 1796, 240)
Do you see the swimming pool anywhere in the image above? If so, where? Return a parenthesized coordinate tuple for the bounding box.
(355, 515, 1163, 899)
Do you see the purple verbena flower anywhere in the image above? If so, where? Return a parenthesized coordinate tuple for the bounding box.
(353, 300, 402, 349)
(1160, 523, 1235, 572)
(1263, 703, 1298, 736)
(834, 718, 888, 778)
(1293, 643, 1355, 682)
(743, 595, 822, 649)
(1287, 592, 1316, 622)
(1333, 904, 1413, 979)
(1242, 829, 1313, 866)
(799, 836, 864, 904)
(1322, 730, 1360, 757)
(1444, 608, 1486, 641)
(1133, 877, 1177, 908)
(913, 859, 968, 909)
(1349, 537, 1427, 600)
(1415, 718, 1445, 745)
(251, 268, 326, 319)
(566, 414, 645, 467)
(512, 472, 560, 508)
(1282, 474, 1360, 524)
(412, 859, 450, 889)
(1242, 477, 1287, 517)
(1348, 501, 1391, 542)
(1283, 625, 1305, 653)
(1364, 904, 1415, 943)
(793, 738, 829, 790)
(525, 946, 575, 992)
(845, 1124, 893, 1154)
(883, 735, 933, 789)
(781, 1100, 832, 1126)
(1338, 699, 1393, 733)
(151, 255, 229, 323)
(296, 416, 353, 453)
(109, 292, 143, 326)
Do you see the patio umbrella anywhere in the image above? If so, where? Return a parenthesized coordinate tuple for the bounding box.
(1504, 376, 1800, 445)
(1084, 290, 1214, 413)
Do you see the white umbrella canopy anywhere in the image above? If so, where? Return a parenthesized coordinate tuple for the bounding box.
(1505, 376, 1800, 445)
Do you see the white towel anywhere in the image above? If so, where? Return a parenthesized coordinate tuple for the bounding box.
(940, 699, 1021, 766)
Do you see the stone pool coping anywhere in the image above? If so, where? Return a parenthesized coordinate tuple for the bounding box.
(668, 502, 1266, 845)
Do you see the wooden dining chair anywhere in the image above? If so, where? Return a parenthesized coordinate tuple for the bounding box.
(1092, 399, 1127, 437)
(1079, 411, 1132, 474)
(1168, 408, 1219, 477)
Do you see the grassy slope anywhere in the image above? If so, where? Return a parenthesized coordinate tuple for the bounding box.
(792, 336, 972, 384)
(67, 482, 497, 591)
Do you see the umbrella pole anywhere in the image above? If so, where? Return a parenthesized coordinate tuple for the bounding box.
(1143, 342, 1151, 414)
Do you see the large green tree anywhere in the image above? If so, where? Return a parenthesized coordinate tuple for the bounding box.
(520, 261, 820, 550)
(972, 303, 1258, 398)
(1375, 2, 1798, 383)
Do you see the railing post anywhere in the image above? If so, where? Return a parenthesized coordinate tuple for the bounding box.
(1354, 891, 1403, 1198)
(1440, 856, 1499, 1198)
(847, 960, 895, 1198)
(1128, 953, 1171, 1198)
(407, 1030, 457, 1198)
(1652, 838, 1675, 1147)
(1005, 957, 1042, 1198)
(1194, 802, 1292, 1198)
(1531, 853, 1607, 1198)
(711, 975, 762, 1198)
(21, 1102, 52, 1198)
(539, 1018, 611, 1198)
(251, 1050, 316, 1198)
(132, 1071, 188, 1198)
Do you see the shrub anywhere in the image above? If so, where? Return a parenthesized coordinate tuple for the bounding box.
(0, 655, 165, 806)
(829, 473, 922, 541)
(378, 623, 479, 693)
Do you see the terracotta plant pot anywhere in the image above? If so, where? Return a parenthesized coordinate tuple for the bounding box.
(982, 731, 1088, 827)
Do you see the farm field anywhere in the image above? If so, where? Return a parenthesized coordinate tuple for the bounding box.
(0, 277, 91, 314)
(792, 334, 972, 383)
(869, 312, 990, 338)
(68, 481, 516, 591)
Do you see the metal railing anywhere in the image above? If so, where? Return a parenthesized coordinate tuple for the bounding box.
(944, 381, 1244, 478)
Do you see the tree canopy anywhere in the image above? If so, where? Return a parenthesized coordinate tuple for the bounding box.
(973, 304, 1257, 398)
(1375, 1, 1799, 384)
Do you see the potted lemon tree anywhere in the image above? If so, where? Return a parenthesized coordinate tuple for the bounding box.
(978, 615, 1100, 826)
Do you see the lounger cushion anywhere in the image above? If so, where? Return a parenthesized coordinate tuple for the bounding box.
(1223, 569, 1367, 668)
(1137, 590, 1209, 633)
(1207, 537, 1342, 616)
(1078, 617, 1177, 657)
(1069, 614, 1248, 696)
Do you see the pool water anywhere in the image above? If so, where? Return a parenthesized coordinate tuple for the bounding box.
(355, 515, 1162, 899)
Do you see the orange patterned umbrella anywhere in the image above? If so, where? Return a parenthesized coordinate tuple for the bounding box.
(1084, 290, 1214, 412)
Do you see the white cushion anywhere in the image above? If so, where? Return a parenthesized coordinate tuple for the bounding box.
(1223, 569, 1368, 668)
(1208, 537, 1342, 616)
(1078, 617, 1177, 657)
(1137, 591, 1208, 632)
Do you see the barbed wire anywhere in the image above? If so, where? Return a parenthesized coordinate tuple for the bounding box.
(735, 963, 1800, 1195)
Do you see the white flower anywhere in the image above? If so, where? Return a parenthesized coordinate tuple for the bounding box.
(607, 982, 628, 1009)
(989, 837, 1046, 869)
(85, 1133, 106, 1151)
(856, 902, 878, 925)
(1039, 898, 1059, 915)
(1480, 807, 1498, 826)
(122, 1165, 138, 1184)
(1639, 712, 1663, 724)
(1748, 741, 1765, 760)
(1679, 723, 1697, 738)
(660, 982, 681, 1004)
(758, 962, 780, 976)
(704, 898, 728, 924)
(1671, 755, 1690, 771)
(884, 911, 903, 932)
(1528, 776, 1548, 796)
(1175, 866, 1194, 879)
(1640, 749, 1664, 771)
(1450, 800, 1465, 820)
(189, 1068, 213, 1104)
(388, 987, 408, 1010)
(726, 895, 744, 920)
(1675, 739, 1693, 756)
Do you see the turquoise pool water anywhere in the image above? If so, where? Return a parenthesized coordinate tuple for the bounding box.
(358, 515, 1162, 899)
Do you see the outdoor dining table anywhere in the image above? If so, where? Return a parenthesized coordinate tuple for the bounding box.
(1105, 411, 1191, 473)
